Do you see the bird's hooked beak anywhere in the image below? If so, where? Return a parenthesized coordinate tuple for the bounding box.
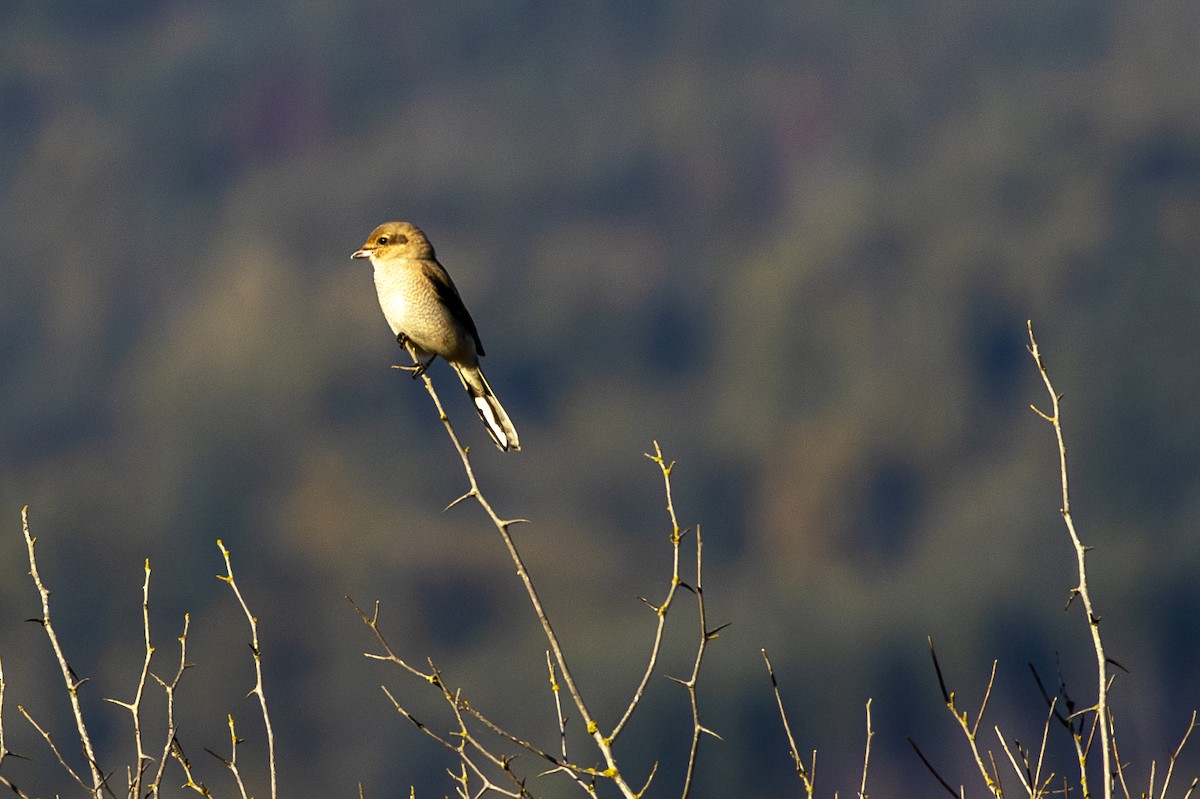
(350, 247, 372, 260)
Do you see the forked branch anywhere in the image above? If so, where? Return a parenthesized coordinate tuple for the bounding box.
(1027, 321, 1109, 799)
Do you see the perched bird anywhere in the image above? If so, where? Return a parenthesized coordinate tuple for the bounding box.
(351, 221, 520, 452)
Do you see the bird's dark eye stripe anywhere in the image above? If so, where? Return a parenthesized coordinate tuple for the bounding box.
(396, 234, 408, 244)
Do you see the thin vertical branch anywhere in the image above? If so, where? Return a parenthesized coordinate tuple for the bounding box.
(103, 560, 154, 799)
(611, 444, 686, 742)
(761, 648, 816, 799)
(208, 714, 252, 799)
(216, 541, 277, 799)
(147, 613, 193, 796)
(0, 656, 5, 768)
(543, 652, 601, 797)
(1031, 696, 1058, 797)
(0, 653, 33, 799)
(860, 699, 874, 799)
(923, 638, 1003, 798)
(671, 522, 725, 799)
(1027, 321, 1110, 799)
(547, 652, 570, 765)
(994, 727, 1032, 796)
(21, 506, 107, 796)
(171, 738, 212, 796)
(1158, 711, 1199, 799)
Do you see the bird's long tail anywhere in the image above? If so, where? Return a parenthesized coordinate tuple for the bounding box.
(454, 364, 520, 452)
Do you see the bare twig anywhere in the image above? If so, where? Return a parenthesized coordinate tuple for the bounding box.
(216, 540, 277, 799)
(147, 613, 193, 796)
(0, 654, 35, 799)
(103, 560, 154, 799)
(379, 684, 534, 799)
(668, 520, 725, 799)
(171, 738, 212, 796)
(539, 651, 602, 795)
(761, 648, 815, 798)
(1027, 321, 1110, 799)
(351, 597, 603, 796)
(907, 736, 960, 799)
(635, 443, 727, 798)
(925, 637, 1003, 798)
(395, 349, 637, 797)
(17, 705, 94, 793)
(349, 599, 438, 682)
(361, 350, 723, 797)
(860, 699, 874, 799)
(995, 726, 1032, 796)
(1111, 712, 1133, 799)
(206, 715, 251, 799)
(1032, 697, 1058, 797)
(612, 445, 687, 743)
(1158, 710, 1199, 799)
(21, 506, 108, 796)
(547, 652, 570, 765)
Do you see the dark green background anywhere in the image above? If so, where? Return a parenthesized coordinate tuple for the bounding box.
(2, 1, 1199, 796)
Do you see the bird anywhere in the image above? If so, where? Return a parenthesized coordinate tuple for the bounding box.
(351, 221, 520, 452)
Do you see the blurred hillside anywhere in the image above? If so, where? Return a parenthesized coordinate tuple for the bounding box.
(3, 1, 1200, 796)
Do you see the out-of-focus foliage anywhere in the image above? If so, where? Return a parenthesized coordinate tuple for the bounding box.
(2, 1, 1200, 796)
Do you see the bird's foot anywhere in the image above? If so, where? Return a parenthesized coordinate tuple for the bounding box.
(398, 357, 436, 379)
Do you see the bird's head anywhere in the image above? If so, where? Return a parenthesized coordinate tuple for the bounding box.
(351, 221, 435, 262)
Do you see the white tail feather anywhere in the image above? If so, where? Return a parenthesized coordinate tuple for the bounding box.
(455, 364, 521, 452)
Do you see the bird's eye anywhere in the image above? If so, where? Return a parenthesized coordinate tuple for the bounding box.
(377, 235, 389, 245)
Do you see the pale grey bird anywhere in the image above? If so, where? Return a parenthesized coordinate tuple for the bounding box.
(351, 221, 520, 452)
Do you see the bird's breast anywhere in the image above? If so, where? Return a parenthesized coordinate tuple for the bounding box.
(373, 264, 413, 336)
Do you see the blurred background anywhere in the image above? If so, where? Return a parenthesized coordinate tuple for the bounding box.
(2, 1, 1200, 796)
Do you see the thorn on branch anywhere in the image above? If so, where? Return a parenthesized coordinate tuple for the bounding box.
(444, 491, 476, 511)
(926, 637, 951, 705)
(638, 596, 661, 613)
(1031, 404, 1054, 422)
(908, 737, 960, 798)
(706, 622, 731, 640)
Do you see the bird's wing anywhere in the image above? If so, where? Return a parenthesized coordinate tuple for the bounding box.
(424, 259, 486, 357)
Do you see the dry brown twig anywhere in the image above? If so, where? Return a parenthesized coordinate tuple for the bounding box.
(761, 648, 815, 797)
(0, 700, 31, 797)
(0, 653, 34, 799)
(910, 325, 1111, 799)
(5, 511, 275, 799)
(349, 598, 561, 797)
(647, 444, 727, 798)
(913, 639, 1007, 798)
(217, 539, 278, 799)
(103, 560, 154, 799)
(1027, 321, 1111, 799)
(762, 648, 875, 799)
(20, 505, 109, 797)
(860, 698, 873, 799)
(149, 612, 193, 796)
(911, 324, 1198, 799)
(350, 348, 722, 797)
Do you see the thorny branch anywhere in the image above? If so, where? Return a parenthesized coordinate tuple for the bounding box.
(1027, 321, 1109, 799)
(350, 350, 721, 797)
